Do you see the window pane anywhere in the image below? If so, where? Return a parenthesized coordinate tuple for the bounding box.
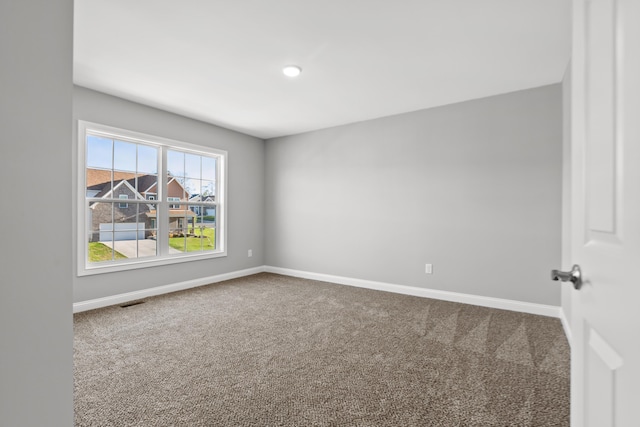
(137, 238, 157, 259)
(137, 173, 157, 195)
(201, 224, 216, 252)
(196, 208, 216, 252)
(137, 203, 156, 240)
(86, 135, 112, 170)
(146, 212, 157, 247)
(87, 241, 126, 263)
(202, 205, 216, 221)
(88, 202, 126, 263)
(86, 168, 112, 197)
(167, 150, 184, 177)
(112, 184, 136, 218)
(201, 180, 215, 198)
(168, 210, 212, 253)
(185, 153, 200, 178)
(117, 204, 142, 235)
(89, 202, 113, 244)
(137, 144, 158, 174)
(168, 211, 187, 252)
(113, 140, 137, 173)
(185, 178, 200, 198)
(167, 176, 188, 206)
(145, 203, 159, 240)
(201, 156, 216, 181)
(105, 204, 156, 260)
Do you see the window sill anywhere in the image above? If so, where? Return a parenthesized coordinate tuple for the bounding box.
(77, 250, 227, 277)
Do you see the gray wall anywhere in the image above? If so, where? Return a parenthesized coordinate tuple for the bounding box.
(265, 85, 562, 305)
(0, 0, 74, 425)
(73, 87, 265, 302)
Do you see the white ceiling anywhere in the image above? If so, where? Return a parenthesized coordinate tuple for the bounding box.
(74, 0, 571, 140)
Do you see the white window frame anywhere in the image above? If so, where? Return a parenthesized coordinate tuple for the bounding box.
(118, 194, 129, 208)
(77, 120, 227, 276)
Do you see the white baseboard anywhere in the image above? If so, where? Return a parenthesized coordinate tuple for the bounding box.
(72, 266, 265, 313)
(74, 265, 562, 320)
(559, 307, 572, 345)
(264, 266, 561, 318)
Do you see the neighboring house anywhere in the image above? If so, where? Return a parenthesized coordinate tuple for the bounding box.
(146, 177, 197, 236)
(86, 168, 194, 241)
(188, 194, 216, 216)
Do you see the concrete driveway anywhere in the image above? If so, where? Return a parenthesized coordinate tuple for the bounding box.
(101, 239, 181, 258)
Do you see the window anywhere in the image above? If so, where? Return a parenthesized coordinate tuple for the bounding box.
(77, 121, 227, 276)
(168, 197, 180, 209)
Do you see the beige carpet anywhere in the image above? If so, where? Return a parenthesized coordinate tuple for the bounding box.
(74, 273, 570, 426)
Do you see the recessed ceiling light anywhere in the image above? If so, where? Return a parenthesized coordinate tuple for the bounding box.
(282, 65, 302, 77)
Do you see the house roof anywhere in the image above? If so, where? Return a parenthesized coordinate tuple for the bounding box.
(88, 172, 160, 198)
(86, 168, 191, 201)
(89, 179, 154, 210)
(189, 194, 216, 202)
(86, 169, 136, 189)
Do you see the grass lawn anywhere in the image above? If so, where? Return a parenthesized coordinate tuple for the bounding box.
(88, 242, 127, 262)
(169, 227, 216, 252)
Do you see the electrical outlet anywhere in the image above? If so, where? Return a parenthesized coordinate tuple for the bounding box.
(248, 249, 253, 257)
(425, 264, 433, 274)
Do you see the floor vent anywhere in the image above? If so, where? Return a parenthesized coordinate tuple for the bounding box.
(120, 301, 145, 308)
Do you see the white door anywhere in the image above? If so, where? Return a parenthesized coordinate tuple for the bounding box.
(567, 0, 640, 425)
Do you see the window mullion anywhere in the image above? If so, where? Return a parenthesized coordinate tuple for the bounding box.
(158, 146, 169, 256)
